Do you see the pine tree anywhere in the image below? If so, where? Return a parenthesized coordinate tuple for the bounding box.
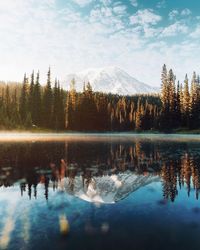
(160, 65, 170, 129)
(189, 72, 199, 128)
(19, 73, 29, 124)
(11, 88, 20, 126)
(33, 71, 42, 126)
(70, 78, 76, 109)
(183, 74, 190, 127)
(65, 78, 77, 129)
(81, 82, 97, 130)
(42, 67, 53, 128)
(52, 78, 59, 130)
(135, 98, 142, 131)
(5, 85, 11, 119)
(170, 71, 176, 112)
(28, 71, 34, 120)
(180, 83, 184, 118)
(161, 64, 168, 111)
(58, 85, 66, 130)
(176, 81, 181, 127)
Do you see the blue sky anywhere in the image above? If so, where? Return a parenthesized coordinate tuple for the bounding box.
(0, 0, 200, 86)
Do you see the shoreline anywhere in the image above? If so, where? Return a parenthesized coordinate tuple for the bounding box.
(0, 131, 200, 142)
(0, 128, 200, 135)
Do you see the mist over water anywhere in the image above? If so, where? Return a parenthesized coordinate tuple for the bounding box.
(0, 135, 200, 250)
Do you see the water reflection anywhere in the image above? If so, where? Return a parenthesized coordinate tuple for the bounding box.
(0, 140, 200, 202)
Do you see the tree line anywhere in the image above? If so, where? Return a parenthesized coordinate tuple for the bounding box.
(161, 64, 200, 130)
(0, 65, 199, 131)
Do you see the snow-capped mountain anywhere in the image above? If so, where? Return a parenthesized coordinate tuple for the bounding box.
(64, 66, 158, 95)
(58, 171, 159, 204)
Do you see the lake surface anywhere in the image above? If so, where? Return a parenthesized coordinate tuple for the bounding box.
(0, 133, 200, 250)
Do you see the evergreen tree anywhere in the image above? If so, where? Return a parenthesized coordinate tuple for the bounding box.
(52, 78, 64, 130)
(183, 74, 190, 127)
(180, 83, 184, 119)
(189, 72, 199, 128)
(33, 71, 42, 126)
(19, 74, 29, 124)
(176, 81, 181, 127)
(58, 85, 66, 130)
(65, 78, 77, 129)
(161, 64, 169, 111)
(135, 98, 142, 131)
(5, 85, 11, 119)
(10, 88, 20, 127)
(28, 71, 34, 120)
(42, 68, 53, 128)
(160, 64, 171, 129)
(168, 69, 176, 128)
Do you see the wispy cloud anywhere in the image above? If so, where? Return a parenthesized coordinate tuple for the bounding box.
(161, 21, 188, 37)
(169, 9, 179, 20)
(130, 9, 162, 26)
(181, 8, 192, 16)
(169, 8, 192, 20)
(0, 0, 199, 87)
(190, 25, 200, 38)
(130, 0, 138, 7)
(72, 0, 93, 7)
(156, 0, 166, 9)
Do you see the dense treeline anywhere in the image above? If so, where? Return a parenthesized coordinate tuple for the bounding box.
(66, 80, 161, 131)
(0, 69, 66, 130)
(0, 65, 200, 131)
(0, 68, 161, 131)
(161, 64, 200, 130)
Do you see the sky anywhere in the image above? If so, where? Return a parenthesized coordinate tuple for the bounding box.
(0, 0, 200, 87)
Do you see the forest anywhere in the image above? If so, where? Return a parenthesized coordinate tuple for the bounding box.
(0, 64, 199, 132)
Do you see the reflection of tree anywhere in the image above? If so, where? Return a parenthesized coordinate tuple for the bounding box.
(0, 141, 200, 202)
(161, 153, 200, 201)
(161, 162, 178, 202)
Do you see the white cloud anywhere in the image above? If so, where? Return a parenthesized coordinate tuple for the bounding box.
(143, 26, 161, 38)
(181, 8, 191, 16)
(130, 9, 162, 26)
(113, 5, 127, 15)
(190, 25, 200, 38)
(130, 0, 138, 7)
(156, 0, 166, 9)
(169, 9, 179, 20)
(90, 6, 125, 33)
(99, 0, 112, 6)
(0, 0, 199, 88)
(72, 0, 93, 7)
(161, 22, 188, 37)
(169, 8, 191, 20)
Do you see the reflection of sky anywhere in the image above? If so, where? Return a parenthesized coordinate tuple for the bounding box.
(1, 181, 200, 250)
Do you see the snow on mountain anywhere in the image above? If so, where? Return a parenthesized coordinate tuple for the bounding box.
(57, 171, 159, 204)
(64, 66, 158, 95)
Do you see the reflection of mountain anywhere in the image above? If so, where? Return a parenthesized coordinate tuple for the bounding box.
(59, 172, 159, 203)
(0, 140, 200, 202)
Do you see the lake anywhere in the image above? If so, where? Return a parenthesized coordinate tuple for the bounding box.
(0, 133, 200, 250)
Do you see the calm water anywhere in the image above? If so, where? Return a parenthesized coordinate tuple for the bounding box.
(1, 134, 200, 250)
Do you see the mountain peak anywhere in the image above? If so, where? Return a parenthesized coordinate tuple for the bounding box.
(64, 66, 158, 95)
